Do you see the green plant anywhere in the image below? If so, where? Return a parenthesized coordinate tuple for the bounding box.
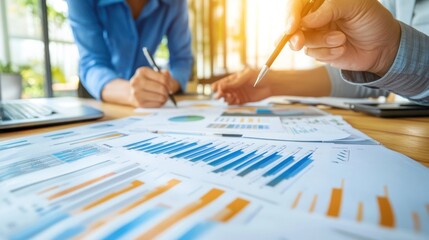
(17, 0, 67, 27)
(0, 62, 20, 74)
(19, 62, 45, 98)
(52, 66, 66, 84)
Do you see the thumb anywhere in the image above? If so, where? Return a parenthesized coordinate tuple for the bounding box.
(284, 0, 307, 34)
(302, 0, 338, 29)
(161, 69, 171, 78)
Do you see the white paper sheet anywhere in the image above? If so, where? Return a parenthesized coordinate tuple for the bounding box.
(133, 106, 350, 142)
(269, 96, 385, 109)
(1, 119, 428, 239)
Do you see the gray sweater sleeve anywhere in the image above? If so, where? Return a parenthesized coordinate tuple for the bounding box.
(326, 65, 389, 98)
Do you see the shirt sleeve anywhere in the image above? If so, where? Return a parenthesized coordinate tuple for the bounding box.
(325, 65, 389, 98)
(341, 22, 429, 105)
(66, 0, 120, 100)
(166, 0, 193, 92)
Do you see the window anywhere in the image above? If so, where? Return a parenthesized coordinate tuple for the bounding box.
(188, 0, 318, 94)
(0, 0, 79, 99)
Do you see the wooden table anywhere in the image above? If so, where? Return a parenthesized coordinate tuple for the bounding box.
(1, 98, 428, 167)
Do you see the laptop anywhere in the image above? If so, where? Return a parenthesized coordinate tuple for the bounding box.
(0, 98, 103, 131)
(0, 97, 104, 130)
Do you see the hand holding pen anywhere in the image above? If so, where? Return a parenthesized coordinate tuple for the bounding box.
(128, 48, 179, 108)
(254, 0, 325, 86)
(143, 48, 178, 107)
(127, 48, 178, 108)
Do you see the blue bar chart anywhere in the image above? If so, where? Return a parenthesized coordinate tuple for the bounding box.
(122, 136, 315, 188)
(0, 145, 108, 182)
(0, 140, 31, 151)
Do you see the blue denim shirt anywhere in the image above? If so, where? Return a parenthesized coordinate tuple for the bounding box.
(66, 0, 193, 99)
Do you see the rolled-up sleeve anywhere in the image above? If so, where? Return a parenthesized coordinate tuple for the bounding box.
(66, 0, 120, 100)
(166, 0, 193, 92)
(341, 22, 429, 105)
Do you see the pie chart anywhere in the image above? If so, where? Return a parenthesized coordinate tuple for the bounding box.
(168, 115, 205, 122)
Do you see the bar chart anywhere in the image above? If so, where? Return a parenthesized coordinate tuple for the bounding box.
(5, 163, 149, 239)
(209, 116, 277, 130)
(289, 180, 428, 234)
(122, 135, 315, 190)
(0, 144, 108, 182)
(178, 198, 250, 240)
(5, 168, 257, 240)
(53, 131, 128, 146)
(0, 139, 31, 151)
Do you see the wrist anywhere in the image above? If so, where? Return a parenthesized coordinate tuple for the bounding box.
(101, 79, 134, 106)
(372, 20, 401, 77)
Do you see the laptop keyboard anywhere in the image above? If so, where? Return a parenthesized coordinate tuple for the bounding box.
(0, 102, 57, 121)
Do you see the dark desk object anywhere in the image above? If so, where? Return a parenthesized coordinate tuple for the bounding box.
(350, 103, 429, 118)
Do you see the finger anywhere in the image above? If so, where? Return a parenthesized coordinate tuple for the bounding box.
(223, 93, 236, 105)
(134, 88, 168, 103)
(211, 74, 234, 93)
(136, 101, 165, 108)
(285, 0, 308, 33)
(214, 76, 237, 93)
(213, 91, 222, 100)
(222, 68, 255, 89)
(302, 0, 353, 29)
(289, 30, 305, 51)
(304, 30, 346, 48)
(305, 46, 345, 61)
(136, 79, 169, 97)
(214, 89, 228, 100)
(211, 80, 221, 92)
(135, 67, 169, 88)
(131, 71, 169, 96)
(161, 70, 176, 94)
(161, 69, 171, 79)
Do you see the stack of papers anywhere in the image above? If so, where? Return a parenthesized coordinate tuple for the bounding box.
(0, 101, 427, 239)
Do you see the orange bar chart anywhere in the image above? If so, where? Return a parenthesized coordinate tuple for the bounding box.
(137, 188, 224, 239)
(213, 198, 250, 222)
(291, 192, 302, 209)
(70, 132, 127, 145)
(326, 180, 344, 218)
(47, 172, 115, 200)
(309, 195, 318, 213)
(356, 202, 364, 222)
(118, 179, 181, 215)
(80, 180, 143, 212)
(76, 179, 180, 239)
(412, 212, 421, 232)
(377, 186, 395, 228)
(38, 185, 61, 195)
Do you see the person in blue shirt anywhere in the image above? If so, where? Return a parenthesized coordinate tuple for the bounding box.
(66, 0, 193, 108)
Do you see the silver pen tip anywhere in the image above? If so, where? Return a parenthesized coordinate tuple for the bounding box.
(253, 65, 269, 87)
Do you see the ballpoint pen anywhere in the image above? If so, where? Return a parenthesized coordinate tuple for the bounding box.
(142, 47, 178, 107)
(254, 0, 324, 87)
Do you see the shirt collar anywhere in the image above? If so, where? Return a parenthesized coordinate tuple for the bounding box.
(97, 0, 173, 7)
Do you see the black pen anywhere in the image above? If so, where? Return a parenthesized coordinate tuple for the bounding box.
(254, 0, 324, 87)
(142, 47, 178, 107)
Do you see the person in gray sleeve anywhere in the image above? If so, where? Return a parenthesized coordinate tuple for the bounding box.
(212, 0, 429, 105)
